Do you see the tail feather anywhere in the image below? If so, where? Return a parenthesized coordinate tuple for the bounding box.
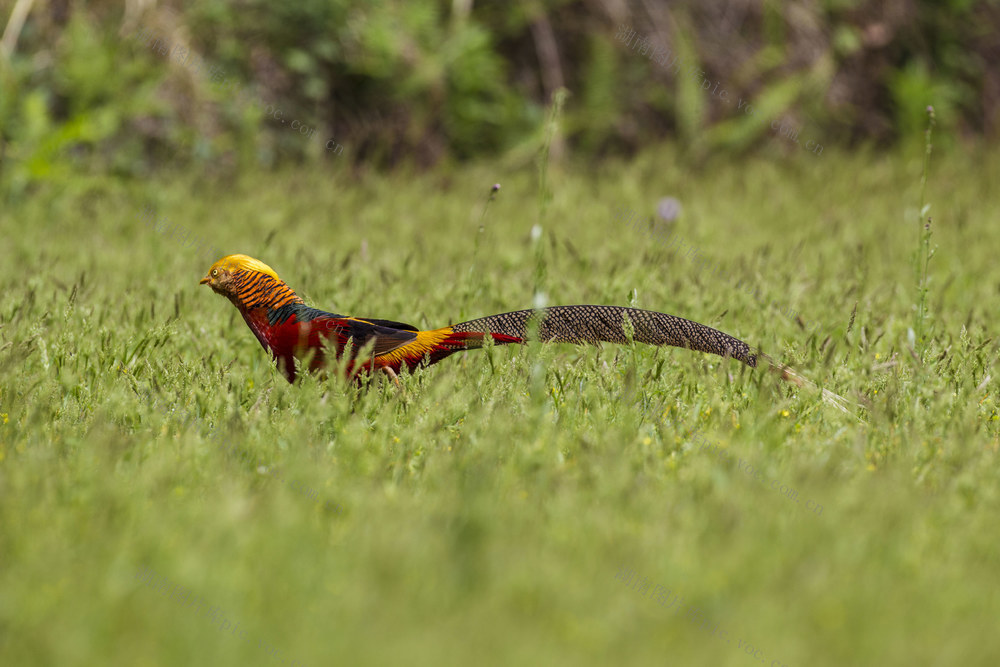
(446, 306, 861, 419)
(450, 305, 757, 367)
(758, 353, 863, 418)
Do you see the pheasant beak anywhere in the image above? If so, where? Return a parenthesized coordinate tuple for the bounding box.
(199, 276, 210, 285)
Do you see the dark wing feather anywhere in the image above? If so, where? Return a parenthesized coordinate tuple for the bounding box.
(337, 318, 419, 357)
(352, 317, 420, 332)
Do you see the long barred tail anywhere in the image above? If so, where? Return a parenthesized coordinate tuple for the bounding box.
(450, 305, 757, 367)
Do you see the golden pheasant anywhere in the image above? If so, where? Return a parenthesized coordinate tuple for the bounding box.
(200, 254, 758, 383)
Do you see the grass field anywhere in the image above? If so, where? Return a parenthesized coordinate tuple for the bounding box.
(2, 143, 1000, 666)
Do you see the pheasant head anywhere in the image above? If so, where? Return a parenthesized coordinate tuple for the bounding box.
(199, 254, 303, 310)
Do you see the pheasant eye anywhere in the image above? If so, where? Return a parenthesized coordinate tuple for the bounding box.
(212, 269, 218, 277)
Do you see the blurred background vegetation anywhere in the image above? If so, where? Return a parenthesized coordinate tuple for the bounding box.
(1, 0, 997, 200)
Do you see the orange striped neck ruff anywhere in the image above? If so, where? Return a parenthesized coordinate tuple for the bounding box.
(231, 269, 304, 311)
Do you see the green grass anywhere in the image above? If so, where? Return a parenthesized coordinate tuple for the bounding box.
(2, 143, 1000, 666)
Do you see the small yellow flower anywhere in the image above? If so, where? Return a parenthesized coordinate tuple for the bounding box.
(875, 353, 881, 360)
(867, 463, 876, 471)
(642, 437, 652, 446)
(0, 413, 7, 425)
(393, 436, 401, 443)
(781, 410, 790, 417)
